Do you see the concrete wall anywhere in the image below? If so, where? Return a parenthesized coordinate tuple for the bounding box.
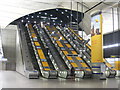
(79, 13, 91, 35)
(1, 25, 17, 70)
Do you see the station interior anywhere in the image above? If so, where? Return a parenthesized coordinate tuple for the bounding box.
(0, 0, 120, 89)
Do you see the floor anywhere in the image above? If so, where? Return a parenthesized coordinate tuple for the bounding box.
(0, 71, 120, 88)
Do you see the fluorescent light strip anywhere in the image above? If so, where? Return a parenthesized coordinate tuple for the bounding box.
(103, 43, 120, 49)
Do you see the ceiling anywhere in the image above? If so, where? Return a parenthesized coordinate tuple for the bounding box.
(0, 0, 119, 30)
(13, 8, 84, 28)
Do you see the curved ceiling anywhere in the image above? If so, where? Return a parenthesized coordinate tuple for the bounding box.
(0, 0, 119, 29)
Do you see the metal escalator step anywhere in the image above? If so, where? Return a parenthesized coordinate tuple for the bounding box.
(85, 69, 92, 71)
(31, 33, 36, 38)
(44, 68, 51, 71)
(34, 42, 40, 46)
(37, 49, 46, 59)
(81, 63, 88, 67)
(71, 51, 77, 54)
(42, 62, 49, 67)
(33, 38, 38, 41)
(61, 47, 65, 50)
(41, 59, 47, 62)
(76, 57, 82, 60)
(56, 41, 64, 47)
(68, 60, 74, 62)
(62, 51, 68, 55)
(66, 56, 73, 60)
(63, 40, 68, 43)
(69, 48, 74, 50)
(65, 44, 71, 48)
(36, 46, 41, 49)
(71, 62, 78, 67)
(92, 66, 101, 68)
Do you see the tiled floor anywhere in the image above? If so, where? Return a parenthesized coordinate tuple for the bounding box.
(0, 71, 120, 88)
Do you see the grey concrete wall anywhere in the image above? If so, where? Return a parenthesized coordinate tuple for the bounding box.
(79, 13, 91, 35)
(1, 25, 17, 70)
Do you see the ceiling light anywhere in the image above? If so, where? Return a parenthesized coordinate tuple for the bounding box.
(21, 20, 24, 22)
(60, 20, 63, 22)
(50, 14, 53, 17)
(26, 17, 28, 20)
(31, 16, 34, 18)
(45, 13, 47, 15)
(67, 16, 69, 18)
(61, 12, 64, 14)
(65, 10, 68, 12)
(37, 16, 39, 18)
(47, 22, 50, 25)
(39, 12, 41, 14)
(28, 21, 30, 23)
(103, 43, 119, 49)
(34, 21, 37, 23)
(56, 9, 58, 11)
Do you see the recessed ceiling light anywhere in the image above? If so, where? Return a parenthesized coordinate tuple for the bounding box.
(37, 16, 39, 18)
(26, 17, 28, 19)
(45, 13, 47, 15)
(31, 16, 34, 18)
(65, 10, 68, 12)
(56, 9, 58, 11)
(61, 12, 64, 14)
(50, 14, 53, 17)
(21, 20, 24, 22)
(34, 21, 36, 23)
(28, 21, 30, 23)
(39, 12, 41, 14)
(60, 20, 63, 22)
(47, 22, 50, 25)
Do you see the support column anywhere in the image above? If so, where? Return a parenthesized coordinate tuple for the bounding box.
(91, 11, 106, 79)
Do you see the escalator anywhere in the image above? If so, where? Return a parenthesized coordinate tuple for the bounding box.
(44, 25, 92, 78)
(64, 26, 116, 78)
(57, 26, 91, 68)
(17, 23, 39, 79)
(24, 23, 57, 78)
(33, 24, 71, 78)
(59, 26, 90, 59)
